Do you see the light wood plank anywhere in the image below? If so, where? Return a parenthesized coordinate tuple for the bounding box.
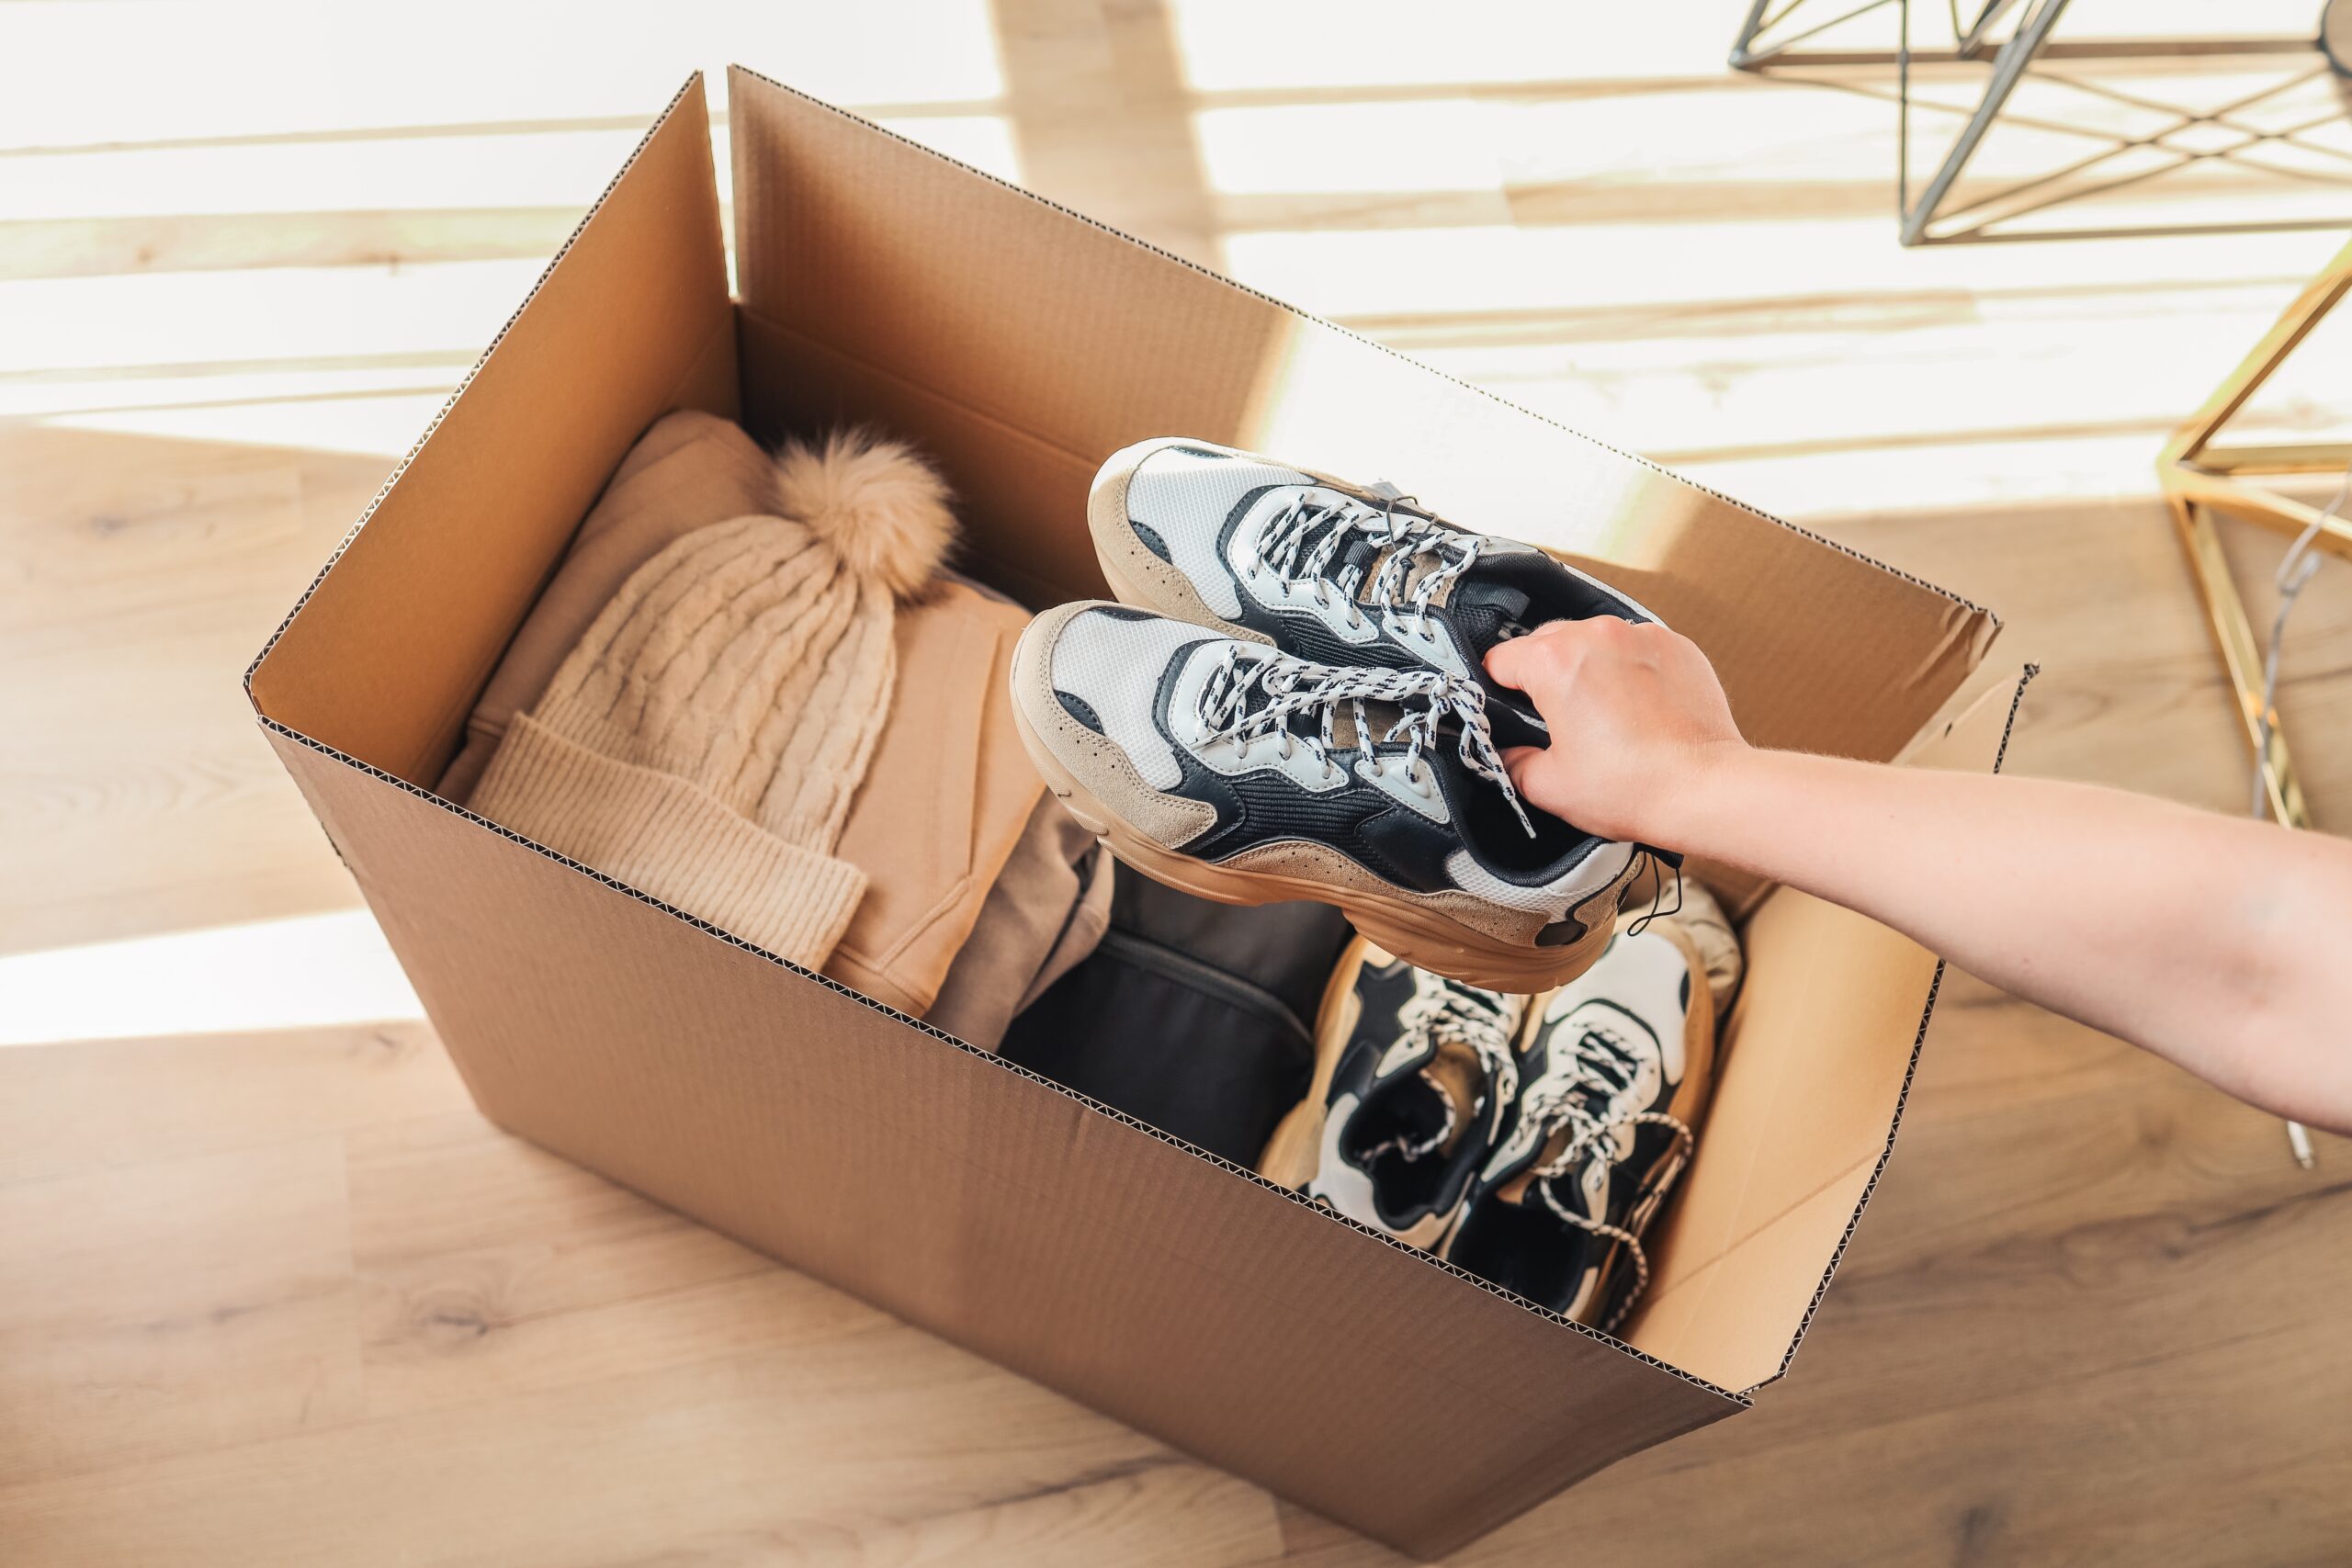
(0, 1336, 1282, 1568)
(0, 1136, 365, 1486)
(2, 2, 2348, 1563)
(0, 1021, 462, 1186)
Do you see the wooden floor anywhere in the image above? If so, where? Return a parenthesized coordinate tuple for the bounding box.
(5, 3, 2351, 1563)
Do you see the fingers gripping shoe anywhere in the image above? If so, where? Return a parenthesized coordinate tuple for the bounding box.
(1009, 601, 1645, 992)
(1089, 437, 1658, 748)
(1260, 939, 1531, 1249)
(1446, 919, 1716, 1330)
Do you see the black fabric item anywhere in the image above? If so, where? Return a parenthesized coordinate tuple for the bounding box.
(1000, 867, 1354, 1166)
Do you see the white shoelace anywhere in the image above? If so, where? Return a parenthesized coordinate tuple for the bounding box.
(1518, 1018, 1695, 1331)
(1193, 644, 1534, 834)
(1364, 986, 1521, 1162)
(1251, 489, 1484, 636)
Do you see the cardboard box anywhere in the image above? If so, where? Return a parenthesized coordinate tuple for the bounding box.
(247, 71, 2021, 1558)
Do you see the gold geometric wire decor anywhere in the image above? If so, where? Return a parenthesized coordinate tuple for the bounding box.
(2158, 235, 2352, 1170)
(1733, 0, 2352, 245)
(2157, 231, 2352, 836)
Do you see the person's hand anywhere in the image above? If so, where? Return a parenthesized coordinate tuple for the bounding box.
(1484, 616, 1749, 845)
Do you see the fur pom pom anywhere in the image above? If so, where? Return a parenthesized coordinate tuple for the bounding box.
(770, 427, 956, 602)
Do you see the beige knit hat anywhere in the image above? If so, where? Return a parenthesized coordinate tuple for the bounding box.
(471, 428, 956, 969)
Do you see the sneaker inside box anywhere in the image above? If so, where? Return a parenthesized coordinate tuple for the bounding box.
(246, 68, 2014, 1552)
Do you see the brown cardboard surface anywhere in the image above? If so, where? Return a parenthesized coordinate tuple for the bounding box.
(734, 310, 1111, 614)
(245, 75, 733, 785)
(262, 725, 1737, 1559)
(726, 67, 1998, 774)
(245, 72, 2018, 1558)
(1629, 671, 2035, 1393)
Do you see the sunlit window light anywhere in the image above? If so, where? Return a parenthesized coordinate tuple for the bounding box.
(0, 910, 424, 1049)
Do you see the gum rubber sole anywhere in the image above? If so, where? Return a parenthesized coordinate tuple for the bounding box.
(1007, 671, 1598, 995)
(1254, 936, 1374, 1187)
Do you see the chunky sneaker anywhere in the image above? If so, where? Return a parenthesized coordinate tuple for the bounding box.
(1008, 601, 1646, 992)
(1260, 939, 1532, 1250)
(1088, 437, 1658, 749)
(1446, 919, 1716, 1330)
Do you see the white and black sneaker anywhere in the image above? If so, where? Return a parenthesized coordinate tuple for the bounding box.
(1446, 919, 1717, 1330)
(1260, 939, 1532, 1250)
(1009, 602, 1648, 992)
(1088, 437, 1658, 749)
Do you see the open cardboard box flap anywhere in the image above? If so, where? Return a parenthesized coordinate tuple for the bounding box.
(1629, 669, 2034, 1392)
(247, 73, 2015, 1559)
(253, 68, 1999, 791)
(249, 76, 739, 784)
(726, 66, 1996, 773)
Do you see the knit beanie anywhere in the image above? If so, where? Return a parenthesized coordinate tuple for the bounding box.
(470, 427, 956, 969)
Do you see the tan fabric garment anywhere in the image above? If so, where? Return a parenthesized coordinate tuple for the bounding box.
(926, 797, 1112, 1043)
(822, 578, 1040, 1015)
(469, 515, 893, 970)
(440, 409, 1106, 1043)
(440, 410, 779, 804)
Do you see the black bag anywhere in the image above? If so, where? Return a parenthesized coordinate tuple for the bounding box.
(1000, 868, 1353, 1167)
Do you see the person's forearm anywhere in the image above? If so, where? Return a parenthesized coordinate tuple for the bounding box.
(1661, 748, 2352, 1132)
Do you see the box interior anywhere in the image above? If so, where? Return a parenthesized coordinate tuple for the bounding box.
(249, 70, 2006, 1411)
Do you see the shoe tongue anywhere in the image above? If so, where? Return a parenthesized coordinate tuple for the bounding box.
(1498, 1037, 1628, 1203)
(1411, 1041, 1488, 1158)
(1332, 530, 1389, 588)
(1357, 546, 1448, 609)
(1245, 650, 1408, 753)
(1445, 576, 1534, 644)
(1278, 487, 1386, 585)
(1498, 1129, 1603, 1212)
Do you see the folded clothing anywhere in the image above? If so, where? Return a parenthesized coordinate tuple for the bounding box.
(1000, 869, 1356, 1166)
(446, 409, 1105, 1040)
(821, 562, 1076, 1026)
(469, 508, 909, 968)
(926, 795, 1114, 1044)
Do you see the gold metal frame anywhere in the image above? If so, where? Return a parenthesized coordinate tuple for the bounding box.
(2158, 238, 2351, 1169)
(2157, 233, 2352, 834)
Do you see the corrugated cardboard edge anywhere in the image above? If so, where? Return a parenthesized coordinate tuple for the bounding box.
(238, 74, 710, 702)
(254, 716, 1752, 1412)
(727, 63, 2001, 635)
(1744, 662, 2041, 1396)
(240, 68, 2034, 1425)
